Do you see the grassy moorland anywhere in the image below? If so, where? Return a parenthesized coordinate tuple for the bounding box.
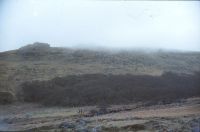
(0, 43, 200, 132)
(0, 43, 200, 104)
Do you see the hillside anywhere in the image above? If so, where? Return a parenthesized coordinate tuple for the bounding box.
(22, 72, 200, 106)
(0, 42, 200, 103)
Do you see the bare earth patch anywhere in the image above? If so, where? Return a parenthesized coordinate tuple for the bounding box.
(0, 97, 200, 132)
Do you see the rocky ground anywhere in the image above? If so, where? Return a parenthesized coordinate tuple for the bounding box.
(0, 97, 200, 132)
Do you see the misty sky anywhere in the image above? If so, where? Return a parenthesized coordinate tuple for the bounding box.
(0, 0, 200, 51)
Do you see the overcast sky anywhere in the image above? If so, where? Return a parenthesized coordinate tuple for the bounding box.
(0, 0, 200, 51)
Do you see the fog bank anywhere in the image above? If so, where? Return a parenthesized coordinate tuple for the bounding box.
(0, 0, 200, 51)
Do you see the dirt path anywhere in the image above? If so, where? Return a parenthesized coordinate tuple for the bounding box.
(0, 97, 200, 131)
(93, 104, 200, 120)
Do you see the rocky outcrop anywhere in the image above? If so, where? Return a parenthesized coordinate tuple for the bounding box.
(17, 42, 51, 58)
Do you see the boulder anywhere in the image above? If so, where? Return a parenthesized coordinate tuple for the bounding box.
(0, 91, 14, 104)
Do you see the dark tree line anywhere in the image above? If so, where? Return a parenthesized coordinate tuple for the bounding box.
(21, 72, 200, 106)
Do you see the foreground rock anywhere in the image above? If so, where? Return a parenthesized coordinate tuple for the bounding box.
(0, 91, 15, 104)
